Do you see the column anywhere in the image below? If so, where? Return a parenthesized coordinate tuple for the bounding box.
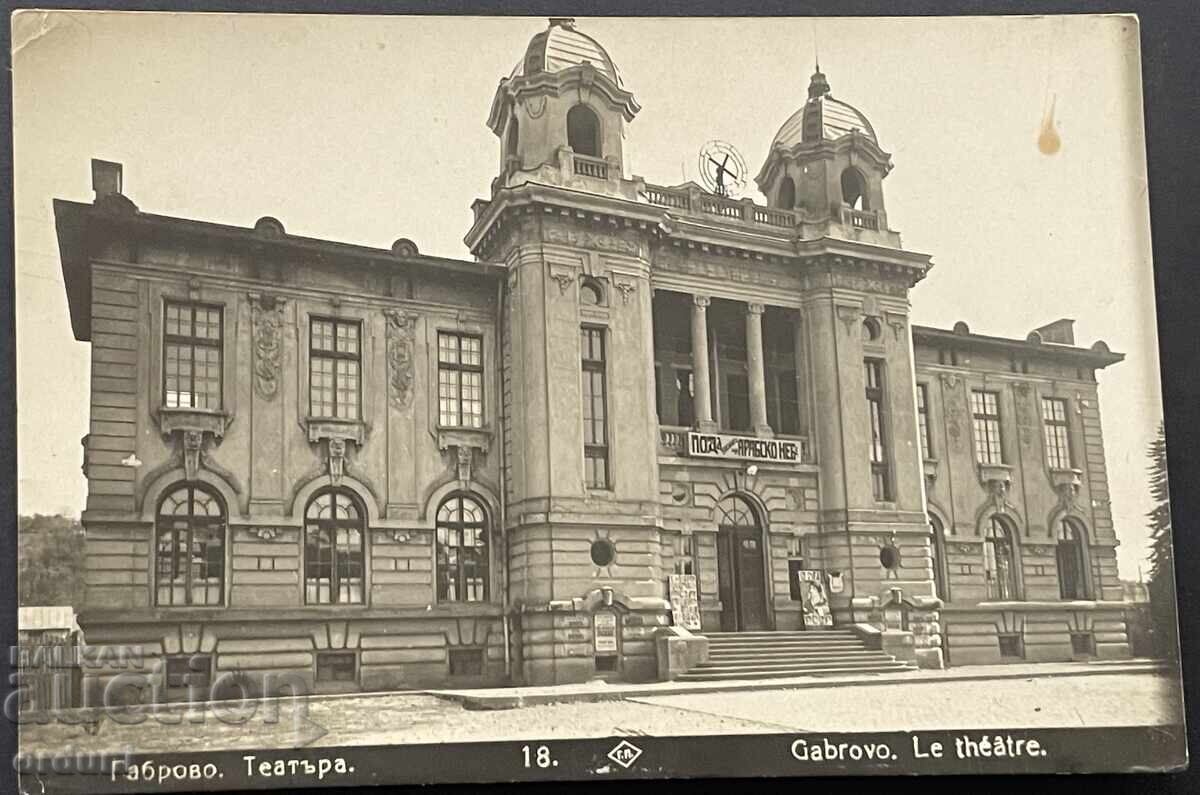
(690, 295, 715, 430)
(746, 302, 772, 437)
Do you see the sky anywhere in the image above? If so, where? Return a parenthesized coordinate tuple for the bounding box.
(12, 13, 1160, 580)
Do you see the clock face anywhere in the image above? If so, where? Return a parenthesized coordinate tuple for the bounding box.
(698, 140, 748, 198)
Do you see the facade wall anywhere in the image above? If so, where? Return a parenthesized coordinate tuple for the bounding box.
(915, 339, 1129, 662)
(76, 231, 511, 694)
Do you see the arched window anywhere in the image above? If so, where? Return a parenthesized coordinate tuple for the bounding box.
(1056, 519, 1089, 600)
(841, 167, 869, 210)
(983, 516, 1018, 600)
(580, 278, 604, 306)
(304, 489, 365, 605)
(156, 483, 226, 606)
(777, 176, 796, 209)
(437, 494, 489, 602)
(567, 104, 601, 158)
(716, 494, 758, 528)
(929, 514, 948, 601)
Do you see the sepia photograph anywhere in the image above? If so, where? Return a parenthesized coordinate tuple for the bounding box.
(9, 10, 1188, 789)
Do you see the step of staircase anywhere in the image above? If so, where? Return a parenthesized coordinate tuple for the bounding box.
(679, 629, 917, 682)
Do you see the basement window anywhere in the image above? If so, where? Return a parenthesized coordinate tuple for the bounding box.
(166, 654, 212, 690)
(448, 648, 485, 676)
(316, 651, 358, 683)
(998, 633, 1024, 659)
(595, 655, 619, 673)
(1070, 632, 1096, 657)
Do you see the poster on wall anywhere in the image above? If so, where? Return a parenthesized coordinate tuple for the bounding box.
(593, 611, 618, 653)
(797, 569, 834, 629)
(668, 573, 702, 630)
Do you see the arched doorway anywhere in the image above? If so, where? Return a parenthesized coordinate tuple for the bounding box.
(715, 495, 769, 631)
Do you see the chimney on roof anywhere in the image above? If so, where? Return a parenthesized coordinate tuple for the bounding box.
(91, 159, 123, 199)
(1032, 318, 1075, 345)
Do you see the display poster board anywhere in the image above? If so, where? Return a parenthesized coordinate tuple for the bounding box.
(797, 569, 834, 628)
(593, 611, 618, 653)
(668, 574, 702, 630)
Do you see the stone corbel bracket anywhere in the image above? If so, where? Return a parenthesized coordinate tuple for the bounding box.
(438, 428, 492, 484)
(1051, 467, 1084, 513)
(978, 462, 1014, 513)
(307, 419, 366, 486)
(157, 409, 232, 482)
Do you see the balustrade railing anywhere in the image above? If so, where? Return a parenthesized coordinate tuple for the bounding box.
(841, 207, 880, 231)
(572, 154, 609, 179)
(642, 183, 798, 230)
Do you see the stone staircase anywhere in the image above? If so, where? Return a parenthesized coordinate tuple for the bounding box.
(676, 629, 918, 681)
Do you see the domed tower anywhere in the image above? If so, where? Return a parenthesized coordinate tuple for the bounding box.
(486, 18, 640, 193)
(756, 67, 895, 243)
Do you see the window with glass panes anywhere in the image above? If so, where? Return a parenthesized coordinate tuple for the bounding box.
(436, 495, 489, 602)
(163, 301, 222, 409)
(1042, 397, 1072, 469)
(984, 516, 1019, 600)
(437, 332, 484, 427)
(916, 383, 933, 460)
(864, 360, 891, 501)
(155, 484, 226, 606)
(304, 490, 365, 605)
(581, 326, 610, 489)
(971, 390, 1003, 464)
(310, 319, 361, 419)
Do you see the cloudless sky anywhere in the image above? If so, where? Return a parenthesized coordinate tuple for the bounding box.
(13, 13, 1159, 579)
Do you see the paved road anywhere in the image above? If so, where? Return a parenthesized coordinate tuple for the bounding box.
(18, 672, 1182, 756)
(630, 673, 1185, 733)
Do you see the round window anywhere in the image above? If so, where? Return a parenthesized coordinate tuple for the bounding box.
(590, 539, 616, 567)
(879, 544, 901, 571)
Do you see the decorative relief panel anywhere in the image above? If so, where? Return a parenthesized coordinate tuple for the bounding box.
(654, 248, 789, 289)
(544, 226, 642, 257)
(383, 308, 418, 410)
(249, 293, 286, 401)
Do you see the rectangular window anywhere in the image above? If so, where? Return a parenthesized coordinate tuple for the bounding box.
(448, 648, 485, 676)
(767, 369, 800, 436)
(725, 373, 751, 432)
(673, 534, 696, 576)
(163, 301, 222, 409)
(165, 655, 212, 690)
(865, 360, 891, 501)
(916, 383, 933, 460)
(998, 633, 1024, 659)
(971, 390, 1003, 465)
(675, 369, 694, 427)
(1042, 397, 1072, 469)
(581, 326, 610, 489)
(310, 318, 361, 420)
(438, 332, 484, 427)
(315, 651, 358, 683)
(1070, 632, 1096, 657)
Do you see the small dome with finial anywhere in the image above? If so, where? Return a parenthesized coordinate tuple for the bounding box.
(510, 18, 622, 86)
(769, 68, 877, 150)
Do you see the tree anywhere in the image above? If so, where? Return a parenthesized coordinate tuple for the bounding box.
(17, 514, 86, 609)
(1144, 423, 1178, 659)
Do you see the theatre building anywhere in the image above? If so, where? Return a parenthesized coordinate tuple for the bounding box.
(55, 18, 1131, 696)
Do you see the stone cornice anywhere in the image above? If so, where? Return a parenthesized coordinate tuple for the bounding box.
(913, 325, 1124, 369)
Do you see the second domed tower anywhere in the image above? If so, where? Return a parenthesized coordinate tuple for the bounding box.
(486, 18, 640, 190)
(756, 68, 893, 234)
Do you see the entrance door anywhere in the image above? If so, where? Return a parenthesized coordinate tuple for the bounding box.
(715, 495, 769, 631)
